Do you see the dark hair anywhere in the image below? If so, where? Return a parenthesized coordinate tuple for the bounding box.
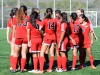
(55, 10, 61, 15)
(70, 12, 78, 23)
(61, 12, 68, 23)
(20, 5, 27, 15)
(30, 11, 38, 28)
(80, 14, 88, 22)
(45, 8, 53, 19)
(78, 8, 84, 14)
(10, 8, 18, 19)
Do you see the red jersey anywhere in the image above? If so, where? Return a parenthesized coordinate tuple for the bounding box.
(41, 18, 56, 39)
(27, 20, 41, 38)
(13, 15, 30, 38)
(7, 18, 12, 28)
(79, 23, 93, 44)
(41, 18, 56, 35)
(69, 20, 80, 38)
(56, 18, 61, 37)
(61, 22, 68, 38)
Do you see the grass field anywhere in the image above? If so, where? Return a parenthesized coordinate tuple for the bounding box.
(0, 28, 100, 75)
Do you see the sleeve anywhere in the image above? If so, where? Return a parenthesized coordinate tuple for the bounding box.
(41, 19, 45, 27)
(12, 17, 17, 26)
(7, 19, 11, 28)
(27, 22, 31, 30)
(88, 18, 94, 31)
(61, 23, 67, 32)
(90, 24, 93, 32)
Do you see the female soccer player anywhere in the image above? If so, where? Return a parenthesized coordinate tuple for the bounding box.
(27, 11, 42, 73)
(6, 7, 18, 71)
(11, 5, 29, 73)
(69, 12, 80, 70)
(77, 9, 97, 68)
(79, 14, 96, 69)
(57, 12, 68, 72)
(36, 8, 57, 73)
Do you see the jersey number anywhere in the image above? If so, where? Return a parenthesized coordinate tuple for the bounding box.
(74, 25, 80, 33)
(48, 22, 55, 29)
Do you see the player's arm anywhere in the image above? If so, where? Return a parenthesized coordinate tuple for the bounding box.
(90, 31, 94, 45)
(27, 22, 31, 47)
(6, 27, 10, 43)
(58, 23, 66, 48)
(89, 19, 98, 41)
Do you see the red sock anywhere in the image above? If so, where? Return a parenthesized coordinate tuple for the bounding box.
(72, 56, 77, 68)
(44, 54, 49, 63)
(48, 56, 54, 70)
(21, 58, 26, 70)
(39, 57, 44, 71)
(12, 57, 18, 70)
(33, 57, 38, 70)
(57, 56, 61, 69)
(61, 56, 67, 70)
(89, 56, 94, 66)
(10, 55, 13, 68)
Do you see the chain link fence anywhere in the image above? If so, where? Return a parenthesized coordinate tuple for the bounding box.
(0, 0, 99, 28)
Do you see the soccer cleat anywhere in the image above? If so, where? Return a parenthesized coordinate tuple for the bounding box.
(91, 65, 96, 69)
(28, 70, 38, 73)
(78, 65, 84, 69)
(55, 68, 63, 72)
(71, 68, 75, 71)
(20, 70, 27, 73)
(10, 70, 16, 73)
(34, 70, 44, 74)
(62, 69, 67, 72)
(47, 69, 52, 73)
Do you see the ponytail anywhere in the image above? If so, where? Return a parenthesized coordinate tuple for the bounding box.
(10, 8, 18, 20)
(30, 11, 38, 28)
(70, 12, 78, 24)
(17, 8, 24, 23)
(80, 14, 88, 22)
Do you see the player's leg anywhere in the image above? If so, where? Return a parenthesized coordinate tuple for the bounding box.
(37, 43, 48, 73)
(86, 47, 96, 69)
(71, 47, 78, 70)
(47, 43, 55, 72)
(11, 38, 21, 72)
(44, 46, 49, 66)
(79, 48, 86, 69)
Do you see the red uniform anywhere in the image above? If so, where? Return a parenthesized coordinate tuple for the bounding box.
(27, 20, 42, 52)
(56, 19, 61, 42)
(59, 22, 68, 51)
(79, 23, 93, 48)
(69, 20, 80, 48)
(41, 18, 57, 45)
(7, 16, 17, 43)
(13, 15, 30, 46)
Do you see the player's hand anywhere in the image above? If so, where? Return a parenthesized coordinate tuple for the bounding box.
(11, 38, 15, 44)
(28, 41, 31, 47)
(71, 39, 76, 45)
(91, 40, 94, 45)
(95, 37, 98, 41)
(7, 39, 10, 44)
(58, 42, 61, 49)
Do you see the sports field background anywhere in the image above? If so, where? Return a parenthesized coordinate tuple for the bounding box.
(0, 28, 100, 75)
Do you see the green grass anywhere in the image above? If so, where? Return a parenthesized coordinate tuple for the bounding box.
(0, 28, 100, 75)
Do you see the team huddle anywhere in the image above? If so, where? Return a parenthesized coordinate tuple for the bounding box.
(7, 5, 98, 73)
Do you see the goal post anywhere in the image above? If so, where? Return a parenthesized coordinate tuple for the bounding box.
(61, 11, 97, 28)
